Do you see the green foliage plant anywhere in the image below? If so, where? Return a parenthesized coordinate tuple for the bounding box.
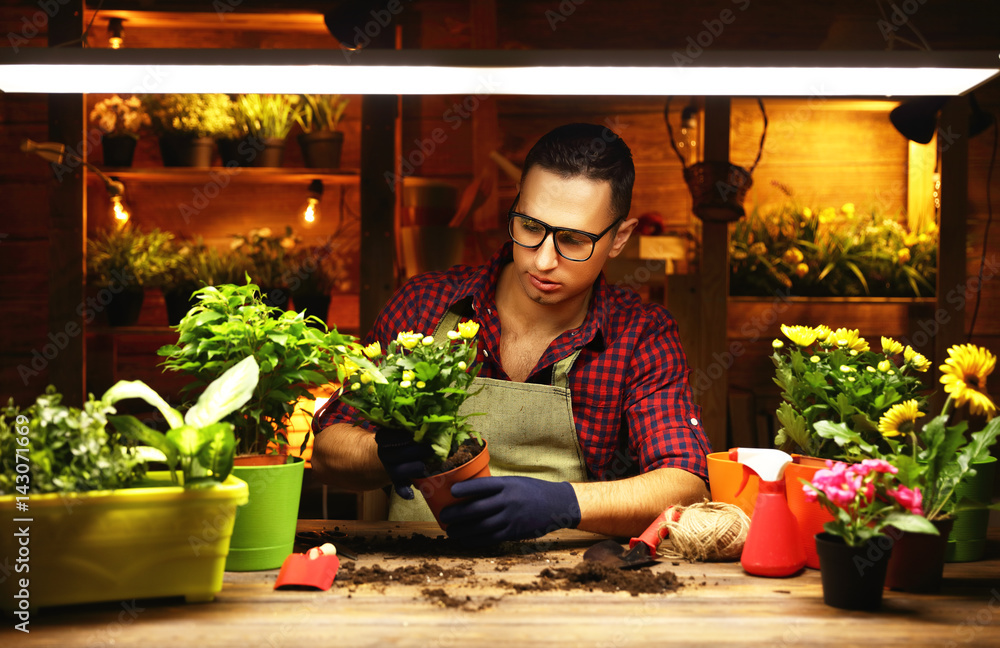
(157, 277, 362, 456)
(87, 223, 181, 290)
(293, 94, 349, 133)
(141, 94, 237, 138)
(236, 94, 299, 140)
(229, 226, 299, 290)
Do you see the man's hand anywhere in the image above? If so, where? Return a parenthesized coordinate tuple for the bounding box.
(439, 476, 581, 545)
(374, 427, 432, 499)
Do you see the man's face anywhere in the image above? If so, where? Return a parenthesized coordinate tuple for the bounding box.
(510, 167, 636, 306)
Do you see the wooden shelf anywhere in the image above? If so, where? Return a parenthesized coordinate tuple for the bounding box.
(87, 167, 360, 185)
(86, 326, 178, 336)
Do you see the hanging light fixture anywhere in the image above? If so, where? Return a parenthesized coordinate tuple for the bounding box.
(890, 93, 996, 144)
(21, 138, 132, 226)
(0, 49, 997, 96)
(107, 18, 125, 50)
(300, 179, 323, 228)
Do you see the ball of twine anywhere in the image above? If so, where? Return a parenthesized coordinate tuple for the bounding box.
(656, 501, 750, 562)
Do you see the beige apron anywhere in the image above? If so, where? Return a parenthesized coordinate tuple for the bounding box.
(388, 301, 589, 521)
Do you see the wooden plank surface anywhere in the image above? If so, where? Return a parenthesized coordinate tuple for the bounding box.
(18, 521, 1000, 647)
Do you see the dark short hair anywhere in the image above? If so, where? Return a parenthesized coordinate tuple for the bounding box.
(520, 123, 635, 222)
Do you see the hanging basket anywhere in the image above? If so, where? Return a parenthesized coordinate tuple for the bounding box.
(666, 98, 768, 223)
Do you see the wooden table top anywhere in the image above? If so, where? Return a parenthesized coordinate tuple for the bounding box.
(14, 521, 1000, 647)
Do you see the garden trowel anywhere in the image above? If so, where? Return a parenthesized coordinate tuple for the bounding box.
(583, 509, 673, 569)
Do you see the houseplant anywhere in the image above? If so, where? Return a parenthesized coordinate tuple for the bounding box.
(336, 321, 488, 526)
(804, 458, 937, 610)
(287, 218, 358, 325)
(229, 226, 299, 310)
(142, 93, 236, 167)
(160, 238, 244, 325)
(730, 200, 937, 298)
(157, 277, 361, 570)
(234, 93, 299, 167)
(87, 224, 181, 326)
(89, 94, 150, 167)
(293, 94, 349, 168)
(0, 356, 259, 608)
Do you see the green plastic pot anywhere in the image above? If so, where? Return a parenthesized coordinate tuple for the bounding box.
(226, 455, 305, 571)
(945, 456, 997, 562)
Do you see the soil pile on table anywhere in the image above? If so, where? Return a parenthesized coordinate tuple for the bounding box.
(501, 562, 682, 596)
(338, 561, 474, 588)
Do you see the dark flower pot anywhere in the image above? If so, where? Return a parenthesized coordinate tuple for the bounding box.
(292, 293, 330, 328)
(261, 287, 290, 314)
(158, 135, 215, 168)
(298, 130, 344, 169)
(105, 288, 145, 327)
(815, 532, 893, 611)
(162, 287, 200, 326)
(101, 135, 137, 167)
(249, 137, 286, 168)
(884, 517, 954, 593)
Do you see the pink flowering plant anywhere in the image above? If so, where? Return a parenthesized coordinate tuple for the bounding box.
(803, 458, 938, 547)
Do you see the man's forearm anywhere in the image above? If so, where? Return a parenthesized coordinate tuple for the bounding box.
(571, 467, 708, 537)
(311, 423, 390, 492)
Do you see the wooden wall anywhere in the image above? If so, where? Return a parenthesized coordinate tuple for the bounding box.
(2, 0, 999, 449)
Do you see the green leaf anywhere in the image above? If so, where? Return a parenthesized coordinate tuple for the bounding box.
(102, 380, 184, 429)
(184, 356, 260, 428)
(167, 425, 210, 458)
(196, 422, 236, 481)
(107, 414, 179, 472)
(882, 511, 939, 535)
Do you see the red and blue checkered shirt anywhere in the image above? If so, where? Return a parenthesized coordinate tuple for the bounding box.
(317, 242, 711, 482)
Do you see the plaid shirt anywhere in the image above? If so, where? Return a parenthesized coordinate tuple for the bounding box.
(318, 242, 711, 481)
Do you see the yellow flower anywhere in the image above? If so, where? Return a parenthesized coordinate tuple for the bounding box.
(341, 358, 359, 378)
(802, 207, 813, 218)
(781, 324, 818, 347)
(400, 380, 412, 388)
(840, 365, 854, 373)
(396, 331, 422, 349)
(842, 202, 856, 217)
(458, 361, 468, 370)
(939, 344, 997, 418)
(416, 381, 426, 389)
(402, 370, 416, 382)
(749, 242, 768, 256)
(878, 359, 892, 372)
(772, 339, 784, 349)
(360, 373, 372, 385)
(458, 320, 480, 339)
(447, 330, 461, 340)
(831, 328, 869, 352)
(363, 341, 382, 359)
(878, 399, 924, 437)
(818, 208, 837, 224)
(866, 366, 877, 373)
(782, 247, 804, 265)
(813, 325, 832, 343)
(904, 346, 931, 372)
(422, 335, 434, 346)
(897, 248, 911, 264)
(881, 336, 904, 356)
(810, 355, 821, 363)
(794, 262, 809, 278)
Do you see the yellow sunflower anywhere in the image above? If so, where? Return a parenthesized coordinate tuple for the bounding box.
(831, 328, 870, 352)
(781, 324, 818, 347)
(939, 344, 997, 418)
(881, 336, 904, 356)
(904, 345, 931, 372)
(878, 399, 924, 437)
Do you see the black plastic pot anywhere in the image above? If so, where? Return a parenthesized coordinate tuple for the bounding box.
(105, 288, 145, 327)
(298, 131, 343, 169)
(292, 293, 330, 327)
(815, 532, 893, 611)
(162, 288, 199, 326)
(101, 135, 138, 167)
(158, 135, 214, 168)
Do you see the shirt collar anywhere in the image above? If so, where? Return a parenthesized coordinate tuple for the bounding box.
(455, 241, 610, 350)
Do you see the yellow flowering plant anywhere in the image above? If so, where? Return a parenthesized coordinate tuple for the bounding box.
(336, 322, 485, 465)
(871, 344, 1000, 520)
(772, 324, 930, 460)
(89, 94, 150, 138)
(731, 200, 937, 297)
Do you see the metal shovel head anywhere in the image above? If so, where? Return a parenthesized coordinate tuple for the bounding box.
(583, 539, 656, 569)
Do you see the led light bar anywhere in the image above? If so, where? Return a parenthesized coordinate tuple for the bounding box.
(0, 49, 996, 97)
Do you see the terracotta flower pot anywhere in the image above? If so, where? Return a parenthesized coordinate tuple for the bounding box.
(884, 517, 954, 592)
(815, 532, 893, 611)
(413, 441, 491, 529)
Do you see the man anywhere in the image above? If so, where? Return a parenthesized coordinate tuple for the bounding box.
(312, 123, 711, 544)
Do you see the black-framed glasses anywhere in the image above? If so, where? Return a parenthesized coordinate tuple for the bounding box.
(507, 192, 623, 262)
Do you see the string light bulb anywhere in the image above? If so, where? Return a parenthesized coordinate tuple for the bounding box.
(109, 192, 131, 226)
(107, 18, 125, 50)
(300, 179, 323, 228)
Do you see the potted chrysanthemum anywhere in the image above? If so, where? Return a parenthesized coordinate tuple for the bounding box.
(336, 321, 488, 527)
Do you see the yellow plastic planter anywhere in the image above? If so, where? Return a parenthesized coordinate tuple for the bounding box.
(0, 472, 248, 610)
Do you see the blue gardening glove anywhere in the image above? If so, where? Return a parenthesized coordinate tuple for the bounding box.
(439, 476, 581, 545)
(374, 427, 432, 500)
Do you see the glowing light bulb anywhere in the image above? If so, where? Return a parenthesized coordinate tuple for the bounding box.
(110, 194, 130, 226)
(108, 18, 124, 50)
(300, 179, 324, 228)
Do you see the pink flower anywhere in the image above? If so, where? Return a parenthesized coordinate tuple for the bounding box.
(860, 458, 898, 475)
(888, 485, 924, 515)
